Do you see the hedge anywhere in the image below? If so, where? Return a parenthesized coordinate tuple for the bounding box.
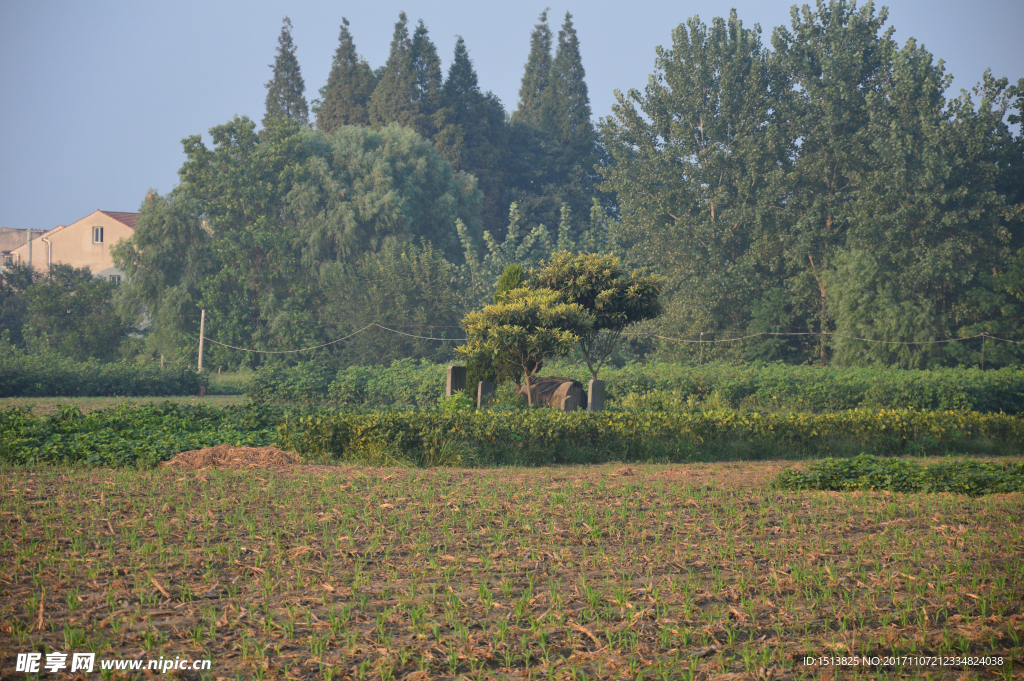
(0, 351, 206, 397)
(244, 359, 1024, 414)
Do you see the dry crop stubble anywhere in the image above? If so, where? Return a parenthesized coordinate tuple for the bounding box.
(0, 461, 1021, 680)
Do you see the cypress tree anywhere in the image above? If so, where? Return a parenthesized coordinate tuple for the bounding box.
(317, 18, 376, 132)
(541, 12, 595, 163)
(439, 37, 510, 234)
(263, 17, 309, 127)
(368, 12, 419, 129)
(512, 10, 552, 127)
(410, 20, 443, 124)
(443, 36, 479, 108)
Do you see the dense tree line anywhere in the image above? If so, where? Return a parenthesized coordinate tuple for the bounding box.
(3, 1, 1020, 372)
(602, 3, 1023, 368)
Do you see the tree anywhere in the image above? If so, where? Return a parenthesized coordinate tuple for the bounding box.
(529, 252, 664, 379)
(121, 115, 484, 370)
(507, 11, 603, 241)
(368, 12, 419, 130)
(512, 10, 552, 127)
(316, 18, 376, 132)
(458, 288, 592, 405)
(435, 37, 511, 234)
(600, 11, 792, 362)
(317, 238, 465, 367)
(287, 124, 483, 265)
(540, 12, 596, 166)
(410, 19, 443, 131)
(465, 263, 527, 390)
(110, 190, 214, 362)
(23, 264, 129, 362)
(264, 17, 309, 128)
(0, 262, 40, 348)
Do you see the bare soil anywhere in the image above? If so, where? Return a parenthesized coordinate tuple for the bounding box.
(1, 461, 1021, 680)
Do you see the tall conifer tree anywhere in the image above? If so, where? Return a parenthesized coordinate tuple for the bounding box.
(541, 12, 595, 164)
(317, 18, 376, 132)
(410, 20, 443, 127)
(512, 10, 553, 127)
(368, 12, 419, 129)
(263, 17, 309, 127)
(438, 37, 510, 232)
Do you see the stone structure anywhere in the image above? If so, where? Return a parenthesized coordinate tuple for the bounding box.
(588, 379, 606, 411)
(518, 377, 587, 412)
(477, 381, 495, 408)
(446, 365, 467, 396)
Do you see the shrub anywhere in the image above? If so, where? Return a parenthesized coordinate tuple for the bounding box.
(0, 403, 280, 467)
(242, 358, 1024, 414)
(0, 346, 205, 397)
(774, 454, 1024, 496)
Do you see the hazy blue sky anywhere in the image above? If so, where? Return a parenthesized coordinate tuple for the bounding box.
(1, 0, 1021, 231)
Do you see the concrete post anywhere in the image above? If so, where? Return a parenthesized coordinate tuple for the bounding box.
(446, 365, 467, 396)
(588, 379, 606, 411)
(477, 381, 495, 408)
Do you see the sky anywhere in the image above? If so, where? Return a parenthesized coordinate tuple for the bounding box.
(1, 0, 1021, 231)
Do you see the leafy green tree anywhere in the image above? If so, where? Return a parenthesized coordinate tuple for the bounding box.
(263, 17, 309, 128)
(601, 11, 793, 363)
(175, 114, 304, 368)
(528, 252, 664, 379)
(0, 262, 39, 348)
(506, 10, 604, 241)
(110, 190, 214, 362)
(368, 12, 419, 130)
(316, 18, 376, 132)
(23, 264, 129, 362)
(286, 124, 483, 265)
(466, 263, 527, 390)
(512, 9, 552, 128)
(317, 238, 465, 367)
(458, 288, 592, 404)
(123, 115, 483, 370)
(773, 6, 1022, 367)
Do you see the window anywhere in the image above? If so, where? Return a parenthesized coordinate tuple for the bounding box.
(109, 275, 122, 284)
(2, 254, 13, 267)
(93, 226, 103, 243)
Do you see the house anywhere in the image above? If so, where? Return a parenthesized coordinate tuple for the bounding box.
(4, 210, 139, 282)
(0, 226, 33, 254)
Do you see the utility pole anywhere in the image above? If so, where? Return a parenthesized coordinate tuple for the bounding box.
(198, 309, 205, 373)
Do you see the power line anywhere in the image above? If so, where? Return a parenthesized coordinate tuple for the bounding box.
(201, 324, 376, 354)
(630, 330, 1020, 346)
(195, 322, 1020, 356)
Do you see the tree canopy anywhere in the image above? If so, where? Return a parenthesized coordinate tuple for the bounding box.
(263, 17, 309, 128)
(528, 252, 664, 378)
(458, 288, 593, 403)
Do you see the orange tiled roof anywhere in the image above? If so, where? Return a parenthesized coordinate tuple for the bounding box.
(98, 211, 138, 228)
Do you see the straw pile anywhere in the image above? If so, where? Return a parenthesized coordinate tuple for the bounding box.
(161, 444, 300, 470)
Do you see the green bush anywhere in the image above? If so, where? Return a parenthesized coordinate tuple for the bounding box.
(3, 401, 1021, 469)
(0, 346, 206, 397)
(328, 359, 446, 408)
(246, 363, 335, 405)
(774, 454, 1024, 496)
(0, 403, 280, 467)
(242, 359, 1024, 414)
(277, 407, 1024, 467)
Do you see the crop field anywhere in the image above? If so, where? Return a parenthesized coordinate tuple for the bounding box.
(2, 461, 1022, 680)
(0, 395, 246, 417)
